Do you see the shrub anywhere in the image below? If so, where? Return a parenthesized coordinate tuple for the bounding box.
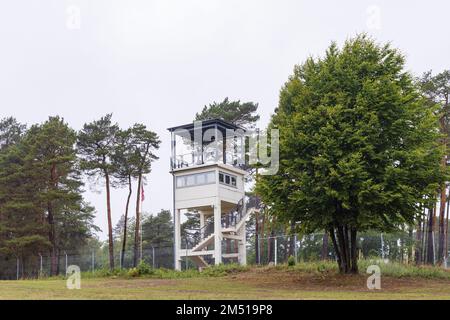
(137, 261, 154, 275)
(127, 268, 140, 278)
(287, 255, 296, 266)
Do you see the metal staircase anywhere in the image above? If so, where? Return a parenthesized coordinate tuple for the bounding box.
(181, 195, 262, 269)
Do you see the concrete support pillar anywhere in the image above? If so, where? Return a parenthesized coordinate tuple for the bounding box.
(239, 198, 247, 265)
(238, 225, 247, 265)
(174, 208, 181, 270)
(214, 201, 222, 265)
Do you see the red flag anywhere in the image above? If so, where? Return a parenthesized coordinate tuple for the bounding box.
(141, 185, 145, 202)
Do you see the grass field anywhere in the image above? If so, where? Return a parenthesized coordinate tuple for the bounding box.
(2, 262, 450, 300)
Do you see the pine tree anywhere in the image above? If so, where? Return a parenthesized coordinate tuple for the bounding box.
(77, 114, 119, 270)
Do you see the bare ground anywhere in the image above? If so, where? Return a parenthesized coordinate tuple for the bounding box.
(1, 268, 449, 299)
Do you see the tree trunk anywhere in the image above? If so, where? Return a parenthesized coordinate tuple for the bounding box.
(255, 210, 259, 264)
(331, 224, 358, 274)
(426, 205, 435, 265)
(133, 173, 142, 267)
(350, 227, 358, 273)
(105, 171, 115, 270)
(445, 196, 450, 264)
(288, 220, 295, 258)
(121, 175, 133, 268)
(414, 216, 423, 265)
(422, 209, 429, 263)
(329, 228, 342, 271)
(47, 202, 57, 276)
(260, 210, 266, 263)
(438, 185, 447, 264)
(438, 115, 447, 265)
(407, 226, 413, 263)
(48, 164, 58, 276)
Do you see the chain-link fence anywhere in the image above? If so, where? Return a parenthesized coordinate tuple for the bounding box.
(247, 232, 450, 267)
(2, 231, 449, 279)
(0, 244, 175, 280)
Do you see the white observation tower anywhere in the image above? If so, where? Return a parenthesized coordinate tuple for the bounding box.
(168, 119, 260, 270)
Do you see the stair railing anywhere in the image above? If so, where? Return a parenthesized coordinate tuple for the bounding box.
(221, 195, 262, 229)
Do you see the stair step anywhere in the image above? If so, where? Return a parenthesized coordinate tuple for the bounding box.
(191, 234, 214, 252)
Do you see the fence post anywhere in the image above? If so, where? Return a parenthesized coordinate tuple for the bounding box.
(294, 234, 298, 263)
(65, 251, 68, 274)
(152, 246, 155, 269)
(16, 257, 19, 280)
(380, 233, 385, 260)
(274, 237, 278, 265)
(185, 239, 188, 270)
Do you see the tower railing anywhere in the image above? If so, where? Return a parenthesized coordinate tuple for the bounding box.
(182, 219, 215, 250)
(221, 195, 262, 229)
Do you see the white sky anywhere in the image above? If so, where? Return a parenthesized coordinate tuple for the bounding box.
(0, 0, 448, 240)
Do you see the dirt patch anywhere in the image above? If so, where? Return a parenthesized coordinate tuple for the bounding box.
(84, 278, 178, 289)
(227, 268, 450, 293)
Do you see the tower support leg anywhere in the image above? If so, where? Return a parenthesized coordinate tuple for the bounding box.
(214, 201, 222, 265)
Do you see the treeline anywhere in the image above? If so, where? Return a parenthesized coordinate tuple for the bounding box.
(0, 114, 160, 277)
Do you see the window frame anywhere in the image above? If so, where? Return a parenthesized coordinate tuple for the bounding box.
(219, 171, 238, 189)
(176, 171, 216, 189)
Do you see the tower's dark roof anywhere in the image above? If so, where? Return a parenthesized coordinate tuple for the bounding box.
(167, 118, 245, 132)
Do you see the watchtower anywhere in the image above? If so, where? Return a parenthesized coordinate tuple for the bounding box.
(168, 119, 260, 270)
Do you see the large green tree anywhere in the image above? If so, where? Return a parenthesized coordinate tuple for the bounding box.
(0, 117, 97, 277)
(256, 35, 446, 273)
(22, 116, 84, 275)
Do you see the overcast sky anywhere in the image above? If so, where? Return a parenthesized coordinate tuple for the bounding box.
(0, 0, 448, 240)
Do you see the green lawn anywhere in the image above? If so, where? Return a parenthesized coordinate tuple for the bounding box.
(2, 264, 450, 299)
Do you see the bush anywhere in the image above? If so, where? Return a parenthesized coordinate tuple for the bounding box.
(287, 256, 296, 266)
(127, 268, 140, 278)
(137, 261, 154, 275)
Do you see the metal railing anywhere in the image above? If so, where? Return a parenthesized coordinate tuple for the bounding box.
(182, 219, 215, 250)
(221, 195, 262, 228)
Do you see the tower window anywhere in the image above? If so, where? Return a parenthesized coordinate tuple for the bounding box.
(176, 171, 216, 188)
(219, 171, 237, 188)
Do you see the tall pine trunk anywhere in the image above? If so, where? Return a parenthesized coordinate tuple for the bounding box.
(446, 197, 450, 263)
(133, 173, 142, 267)
(105, 171, 114, 270)
(414, 216, 423, 265)
(254, 210, 259, 264)
(47, 202, 57, 276)
(48, 164, 58, 276)
(121, 175, 133, 268)
(438, 185, 447, 264)
(438, 116, 447, 265)
(426, 205, 435, 265)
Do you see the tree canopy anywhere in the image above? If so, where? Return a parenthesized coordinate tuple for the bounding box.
(195, 97, 260, 128)
(256, 35, 447, 273)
